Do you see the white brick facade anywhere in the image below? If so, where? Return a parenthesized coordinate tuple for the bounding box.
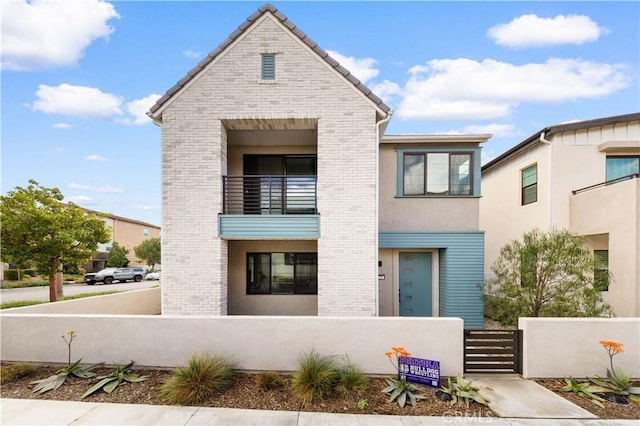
(156, 13, 383, 316)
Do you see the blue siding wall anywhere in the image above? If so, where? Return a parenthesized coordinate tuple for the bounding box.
(219, 215, 320, 239)
(379, 232, 485, 328)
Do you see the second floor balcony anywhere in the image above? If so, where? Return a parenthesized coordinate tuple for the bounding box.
(219, 175, 319, 239)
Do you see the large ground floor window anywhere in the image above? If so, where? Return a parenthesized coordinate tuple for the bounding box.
(247, 252, 317, 295)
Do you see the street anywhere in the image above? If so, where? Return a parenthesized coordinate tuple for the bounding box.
(0, 280, 159, 303)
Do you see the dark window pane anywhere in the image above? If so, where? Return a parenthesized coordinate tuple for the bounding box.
(247, 253, 270, 294)
(295, 253, 317, 294)
(403, 154, 425, 195)
(522, 165, 537, 205)
(594, 250, 609, 291)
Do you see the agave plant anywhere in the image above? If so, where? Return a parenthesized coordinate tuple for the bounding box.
(382, 376, 427, 407)
(589, 368, 640, 406)
(561, 377, 607, 408)
(82, 361, 148, 399)
(439, 374, 489, 407)
(31, 359, 102, 394)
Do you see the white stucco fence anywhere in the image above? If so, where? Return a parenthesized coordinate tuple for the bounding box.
(519, 317, 640, 378)
(3, 292, 638, 378)
(1, 311, 463, 376)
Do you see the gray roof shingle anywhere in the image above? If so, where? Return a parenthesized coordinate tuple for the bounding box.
(148, 3, 391, 116)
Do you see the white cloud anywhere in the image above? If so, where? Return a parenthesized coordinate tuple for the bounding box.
(86, 154, 108, 161)
(487, 14, 607, 48)
(184, 50, 202, 59)
(1, 0, 120, 71)
(33, 83, 123, 119)
(66, 195, 94, 204)
(370, 80, 402, 100)
(52, 122, 73, 129)
(397, 58, 629, 121)
(326, 50, 379, 83)
(69, 182, 123, 193)
(132, 204, 161, 211)
(115, 94, 162, 125)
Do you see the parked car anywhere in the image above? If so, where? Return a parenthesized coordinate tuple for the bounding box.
(145, 270, 160, 280)
(84, 267, 145, 285)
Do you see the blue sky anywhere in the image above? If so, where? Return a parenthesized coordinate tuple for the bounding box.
(2, 1, 639, 227)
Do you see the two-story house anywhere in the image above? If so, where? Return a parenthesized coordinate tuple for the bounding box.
(148, 3, 488, 327)
(480, 113, 640, 317)
(81, 208, 161, 271)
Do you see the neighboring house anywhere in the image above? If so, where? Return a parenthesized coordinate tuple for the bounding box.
(480, 113, 640, 317)
(82, 208, 161, 271)
(148, 3, 488, 327)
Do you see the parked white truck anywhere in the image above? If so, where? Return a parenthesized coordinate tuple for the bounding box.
(84, 267, 145, 285)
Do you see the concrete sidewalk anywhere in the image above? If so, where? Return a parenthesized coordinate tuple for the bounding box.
(1, 376, 636, 425)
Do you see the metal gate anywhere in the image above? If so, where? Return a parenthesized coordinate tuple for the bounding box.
(464, 329, 523, 374)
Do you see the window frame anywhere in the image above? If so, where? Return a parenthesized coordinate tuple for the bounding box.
(246, 252, 317, 295)
(594, 250, 609, 291)
(521, 164, 538, 206)
(396, 148, 480, 197)
(261, 53, 276, 80)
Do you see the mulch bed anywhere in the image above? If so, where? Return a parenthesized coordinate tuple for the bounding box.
(2, 364, 638, 419)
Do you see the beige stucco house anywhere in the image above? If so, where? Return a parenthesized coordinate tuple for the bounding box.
(148, 4, 489, 327)
(480, 113, 640, 317)
(82, 208, 161, 270)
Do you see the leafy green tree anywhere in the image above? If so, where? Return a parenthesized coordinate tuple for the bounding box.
(0, 180, 110, 302)
(107, 242, 130, 267)
(484, 228, 613, 326)
(134, 237, 160, 270)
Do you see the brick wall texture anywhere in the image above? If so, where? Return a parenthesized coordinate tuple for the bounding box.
(160, 14, 380, 316)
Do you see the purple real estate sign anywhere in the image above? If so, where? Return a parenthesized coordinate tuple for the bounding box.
(398, 356, 440, 388)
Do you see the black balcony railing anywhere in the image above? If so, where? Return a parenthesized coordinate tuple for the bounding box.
(572, 173, 639, 195)
(223, 175, 317, 215)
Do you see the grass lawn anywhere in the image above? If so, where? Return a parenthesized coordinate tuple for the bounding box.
(1, 291, 122, 310)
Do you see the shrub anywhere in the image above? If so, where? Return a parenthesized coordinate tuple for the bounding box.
(4, 270, 19, 280)
(1, 363, 37, 384)
(292, 350, 339, 406)
(257, 371, 283, 390)
(336, 362, 369, 400)
(160, 354, 235, 405)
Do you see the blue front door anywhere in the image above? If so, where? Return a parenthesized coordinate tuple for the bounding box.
(399, 252, 432, 316)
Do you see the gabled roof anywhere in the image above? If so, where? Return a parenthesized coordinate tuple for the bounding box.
(482, 112, 640, 172)
(148, 3, 390, 118)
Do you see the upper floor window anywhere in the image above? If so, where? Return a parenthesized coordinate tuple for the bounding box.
(402, 152, 473, 196)
(521, 164, 537, 205)
(261, 53, 276, 80)
(606, 156, 639, 182)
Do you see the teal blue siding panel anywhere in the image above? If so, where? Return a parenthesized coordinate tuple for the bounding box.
(219, 215, 320, 239)
(379, 232, 484, 329)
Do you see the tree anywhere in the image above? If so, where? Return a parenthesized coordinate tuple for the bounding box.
(107, 242, 130, 267)
(484, 228, 613, 326)
(0, 180, 110, 302)
(134, 237, 160, 270)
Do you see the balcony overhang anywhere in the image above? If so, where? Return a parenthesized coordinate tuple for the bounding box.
(218, 214, 320, 240)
